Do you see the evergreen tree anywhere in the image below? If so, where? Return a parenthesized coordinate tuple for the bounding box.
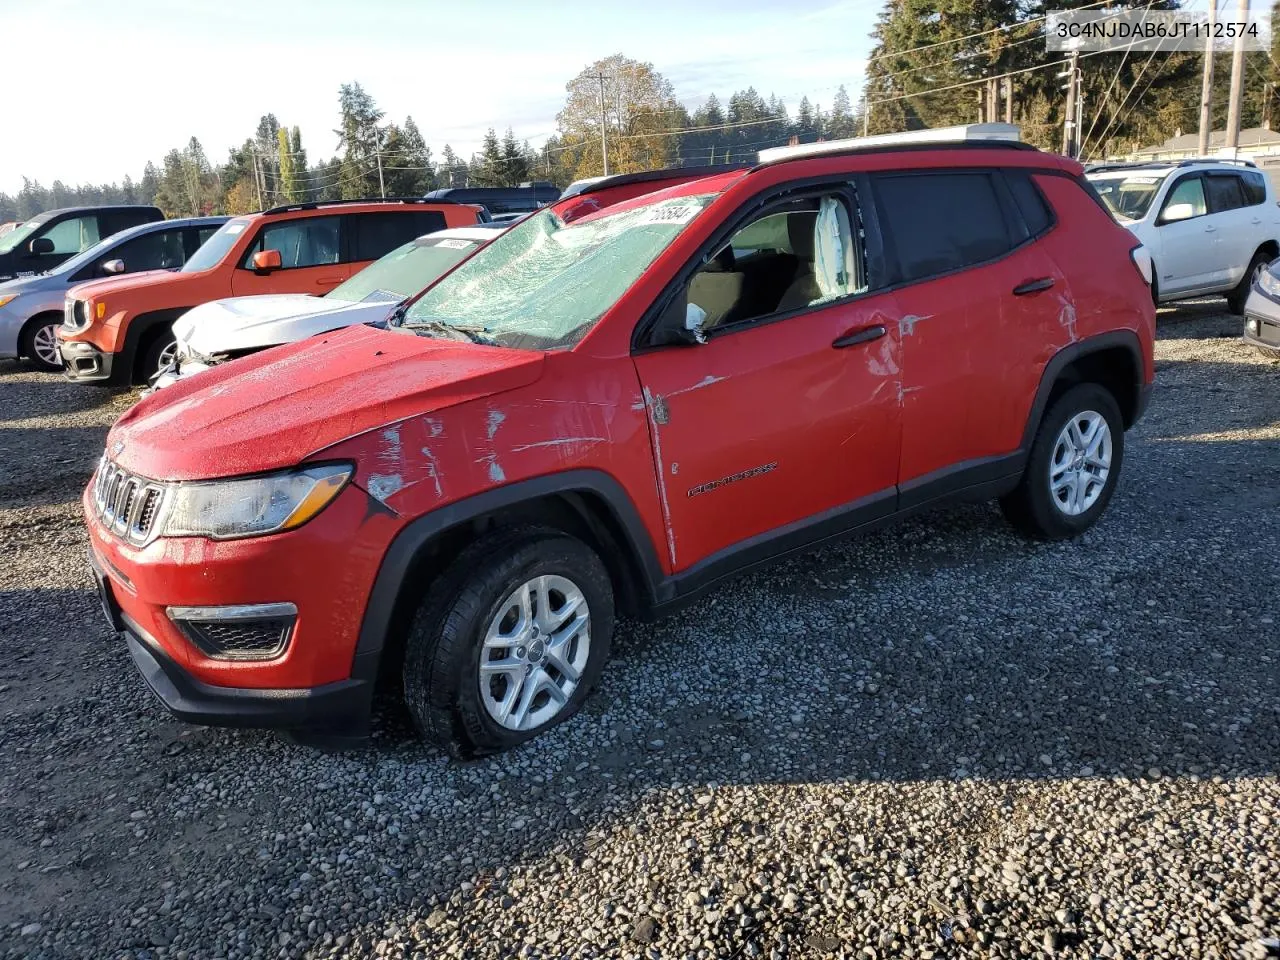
(829, 85, 856, 139)
(335, 82, 385, 198)
(277, 128, 302, 203)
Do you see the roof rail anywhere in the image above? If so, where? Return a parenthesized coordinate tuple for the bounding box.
(559, 163, 751, 199)
(260, 197, 457, 216)
(1177, 156, 1258, 168)
(1088, 157, 1260, 174)
(754, 123, 1030, 166)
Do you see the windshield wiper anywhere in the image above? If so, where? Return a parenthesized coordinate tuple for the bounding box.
(407, 319, 496, 345)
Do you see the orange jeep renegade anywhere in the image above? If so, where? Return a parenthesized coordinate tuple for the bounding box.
(58, 198, 483, 385)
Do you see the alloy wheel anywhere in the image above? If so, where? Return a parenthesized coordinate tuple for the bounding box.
(32, 323, 60, 367)
(479, 574, 591, 731)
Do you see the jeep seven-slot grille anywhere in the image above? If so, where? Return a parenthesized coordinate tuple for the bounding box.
(92, 460, 166, 545)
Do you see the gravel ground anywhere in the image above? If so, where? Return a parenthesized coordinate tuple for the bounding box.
(1, 302, 1278, 960)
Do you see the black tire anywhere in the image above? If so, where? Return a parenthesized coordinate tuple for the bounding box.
(1227, 250, 1269, 315)
(19, 315, 63, 372)
(1001, 383, 1125, 540)
(402, 526, 614, 757)
(138, 329, 177, 384)
(1149, 269, 1159, 308)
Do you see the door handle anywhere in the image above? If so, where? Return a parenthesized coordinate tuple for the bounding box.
(1252, 218, 1263, 225)
(832, 324, 886, 348)
(1012, 276, 1055, 296)
(316, 277, 343, 286)
(1204, 225, 1216, 233)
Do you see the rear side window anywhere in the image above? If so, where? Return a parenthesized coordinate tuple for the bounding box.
(243, 216, 341, 269)
(873, 172, 1012, 282)
(1006, 173, 1053, 237)
(100, 209, 156, 236)
(1205, 174, 1245, 213)
(350, 211, 447, 262)
(1241, 170, 1267, 205)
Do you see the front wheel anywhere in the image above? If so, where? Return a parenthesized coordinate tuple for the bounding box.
(402, 527, 614, 756)
(1001, 383, 1125, 540)
(20, 316, 63, 371)
(139, 330, 178, 384)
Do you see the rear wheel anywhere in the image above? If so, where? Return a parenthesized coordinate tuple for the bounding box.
(1001, 383, 1125, 540)
(1227, 250, 1269, 315)
(20, 315, 62, 371)
(402, 526, 614, 757)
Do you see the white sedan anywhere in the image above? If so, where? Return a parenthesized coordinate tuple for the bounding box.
(152, 225, 504, 389)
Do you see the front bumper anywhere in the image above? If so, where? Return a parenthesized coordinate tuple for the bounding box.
(59, 338, 124, 385)
(1242, 286, 1280, 350)
(150, 356, 215, 391)
(84, 479, 400, 734)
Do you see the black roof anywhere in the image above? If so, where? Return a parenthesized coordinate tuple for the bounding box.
(28, 204, 163, 222)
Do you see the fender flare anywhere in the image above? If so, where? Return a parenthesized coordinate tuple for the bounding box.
(1020, 329, 1145, 450)
(350, 469, 666, 680)
(121, 307, 193, 380)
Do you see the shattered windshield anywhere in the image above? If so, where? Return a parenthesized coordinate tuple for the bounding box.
(402, 192, 716, 349)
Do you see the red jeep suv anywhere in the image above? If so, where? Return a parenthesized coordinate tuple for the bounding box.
(84, 125, 1155, 755)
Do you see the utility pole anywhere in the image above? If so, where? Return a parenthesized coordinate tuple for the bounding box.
(862, 97, 870, 136)
(372, 127, 386, 198)
(594, 73, 610, 176)
(1198, 0, 1218, 155)
(1004, 77, 1014, 124)
(1061, 51, 1080, 157)
(251, 151, 264, 211)
(1225, 0, 1250, 151)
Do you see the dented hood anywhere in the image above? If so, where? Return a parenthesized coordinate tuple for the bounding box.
(173, 293, 393, 356)
(108, 324, 545, 481)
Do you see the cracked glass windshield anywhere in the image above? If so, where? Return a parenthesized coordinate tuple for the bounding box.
(402, 193, 716, 349)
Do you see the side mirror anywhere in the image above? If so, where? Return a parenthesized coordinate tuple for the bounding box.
(101, 259, 125, 275)
(252, 249, 283, 274)
(29, 237, 54, 255)
(1160, 202, 1196, 224)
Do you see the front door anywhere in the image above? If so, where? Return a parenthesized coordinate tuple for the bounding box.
(230, 215, 350, 296)
(631, 189, 902, 572)
(1154, 174, 1221, 296)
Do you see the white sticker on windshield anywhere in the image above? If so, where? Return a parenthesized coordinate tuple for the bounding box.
(225, 223, 246, 234)
(642, 204, 701, 225)
(1127, 177, 1159, 184)
(433, 238, 474, 249)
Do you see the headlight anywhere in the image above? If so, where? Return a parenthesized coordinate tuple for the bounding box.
(161, 464, 352, 540)
(1259, 268, 1280, 298)
(0, 293, 19, 310)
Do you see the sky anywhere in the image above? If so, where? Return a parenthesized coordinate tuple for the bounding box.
(0, 0, 876, 195)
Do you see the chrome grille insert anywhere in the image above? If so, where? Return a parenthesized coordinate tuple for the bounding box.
(91, 459, 168, 546)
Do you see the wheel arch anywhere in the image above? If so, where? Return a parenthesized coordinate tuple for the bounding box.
(124, 307, 192, 384)
(1021, 330, 1146, 451)
(18, 309, 64, 359)
(352, 470, 666, 690)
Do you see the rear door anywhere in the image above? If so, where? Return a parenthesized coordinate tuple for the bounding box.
(346, 211, 447, 270)
(230, 215, 346, 296)
(1203, 171, 1260, 287)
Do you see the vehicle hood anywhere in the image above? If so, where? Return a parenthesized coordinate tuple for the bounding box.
(67, 269, 189, 301)
(0, 271, 63, 296)
(174, 294, 394, 355)
(107, 323, 546, 481)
